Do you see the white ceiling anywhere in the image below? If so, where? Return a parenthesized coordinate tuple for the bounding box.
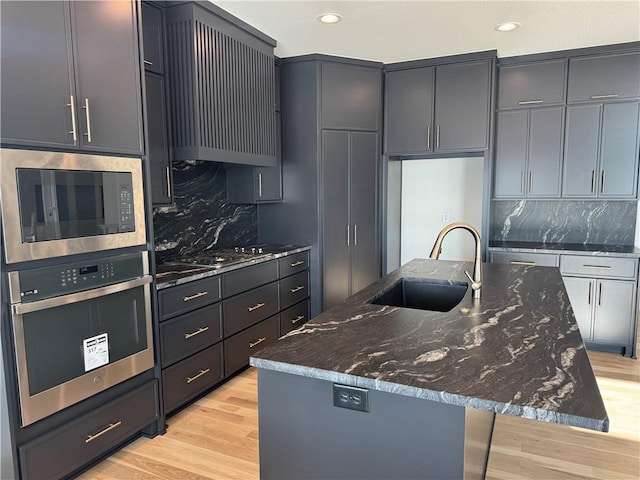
(213, 0, 640, 63)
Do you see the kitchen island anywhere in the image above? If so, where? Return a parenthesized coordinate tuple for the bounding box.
(250, 258, 608, 480)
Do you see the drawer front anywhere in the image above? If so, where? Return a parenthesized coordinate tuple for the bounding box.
(560, 255, 638, 279)
(278, 251, 310, 278)
(490, 251, 560, 267)
(279, 299, 310, 336)
(160, 303, 223, 367)
(223, 282, 279, 336)
(280, 270, 310, 310)
(222, 260, 278, 297)
(159, 276, 222, 320)
(224, 315, 279, 377)
(162, 343, 224, 414)
(19, 381, 158, 480)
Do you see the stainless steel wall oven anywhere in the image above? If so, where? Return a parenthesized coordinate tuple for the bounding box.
(6, 252, 154, 426)
(0, 149, 146, 264)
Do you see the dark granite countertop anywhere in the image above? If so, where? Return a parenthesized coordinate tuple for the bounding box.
(489, 241, 640, 257)
(250, 258, 609, 432)
(155, 245, 311, 289)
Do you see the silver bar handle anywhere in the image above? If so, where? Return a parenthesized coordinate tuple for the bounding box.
(186, 368, 210, 384)
(13, 276, 151, 315)
(258, 173, 263, 198)
(591, 170, 596, 194)
(248, 302, 266, 312)
(601, 170, 606, 193)
(166, 166, 172, 198)
(291, 315, 305, 325)
(427, 125, 431, 150)
(82, 98, 92, 143)
(290, 286, 305, 293)
(184, 326, 209, 339)
(528, 171, 533, 193)
(583, 264, 612, 269)
(183, 291, 208, 302)
(520, 171, 525, 195)
(354, 224, 358, 246)
(290, 260, 305, 267)
(598, 283, 603, 306)
(249, 337, 266, 348)
(436, 126, 440, 149)
(144, 59, 153, 66)
(67, 95, 78, 142)
(85, 421, 122, 443)
(510, 261, 536, 266)
(588, 281, 592, 305)
(590, 94, 619, 99)
(518, 100, 544, 105)
(346, 225, 350, 246)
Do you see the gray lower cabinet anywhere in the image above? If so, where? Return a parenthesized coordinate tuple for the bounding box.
(384, 57, 493, 156)
(568, 52, 640, 103)
(279, 300, 311, 336)
(563, 102, 640, 198)
(1, 0, 144, 155)
(494, 107, 564, 198)
(19, 381, 158, 480)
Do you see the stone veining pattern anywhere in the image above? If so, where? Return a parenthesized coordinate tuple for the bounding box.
(153, 161, 258, 257)
(251, 259, 608, 432)
(491, 199, 637, 245)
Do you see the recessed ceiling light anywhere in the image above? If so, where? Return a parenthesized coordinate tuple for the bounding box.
(495, 22, 521, 32)
(318, 13, 342, 24)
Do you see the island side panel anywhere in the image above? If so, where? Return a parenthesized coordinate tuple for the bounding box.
(257, 369, 493, 480)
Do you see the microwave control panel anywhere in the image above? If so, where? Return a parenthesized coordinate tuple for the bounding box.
(119, 183, 135, 232)
(8, 252, 146, 303)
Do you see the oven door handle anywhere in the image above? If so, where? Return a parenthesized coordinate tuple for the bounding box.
(12, 276, 152, 315)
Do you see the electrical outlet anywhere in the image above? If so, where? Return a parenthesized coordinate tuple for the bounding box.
(442, 212, 450, 223)
(333, 384, 369, 412)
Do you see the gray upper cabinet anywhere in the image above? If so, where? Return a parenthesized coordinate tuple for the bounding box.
(563, 102, 639, 198)
(1, 0, 144, 155)
(494, 106, 564, 198)
(568, 52, 640, 103)
(141, 2, 164, 74)
(498, 59, 567, 109)
(165, 2, 277, 167)
(321, 63, 382, 131)
(384, 57, 492, 156)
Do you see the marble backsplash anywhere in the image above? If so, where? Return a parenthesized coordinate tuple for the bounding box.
(152, 161, 258, 258)
(490, 200, 637, 245)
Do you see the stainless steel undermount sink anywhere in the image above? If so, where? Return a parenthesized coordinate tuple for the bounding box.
(369, 278, 468, 312)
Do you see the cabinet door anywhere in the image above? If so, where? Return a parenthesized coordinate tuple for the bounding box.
(384, 67, 434, 154)
(0, 1, 76, 149)
(141, 2, 164, 74)
(527, 107, 564, 197)
(568, 52, 640, 103)
(562, 104, 601, 197)
(350, 132, 379, 295)
(498, 59, 566, 109)
(255, 111, 283, 201)
(322, 131, 350, 310)
(321, 63, 381, 131)
(72, 0, 143, 155)
(145, 73, 172, 205)
(593, 279, 635, 345)
(494, 110, 528, 198)
(434, 60, 490, 152)
(599, 102, 640, 198)
(562, 277, 594, 341)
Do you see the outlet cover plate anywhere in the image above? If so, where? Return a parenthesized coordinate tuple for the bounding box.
(333, 384, 369, 413)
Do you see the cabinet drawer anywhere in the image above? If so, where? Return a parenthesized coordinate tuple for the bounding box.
(498, 59, 566, 109)
(223, 282, 279, 336)
(19, 381, 158, 480)
(568, 52, 640, 103)
(224, 315, 279, 377)
(560, 255, 638, 279)
(490, 251, 559, 267)
(279, 251, 310, 278)
(158, 276, 221, 320)
(222, 260, 278, 297)
(162, 343, 224, 414)
(160, 303, 223, 367)
(280, 299, 311, 336)
(280, 270, 310, 310)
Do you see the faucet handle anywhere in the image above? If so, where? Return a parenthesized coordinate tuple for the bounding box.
(464, 270, 481, 290)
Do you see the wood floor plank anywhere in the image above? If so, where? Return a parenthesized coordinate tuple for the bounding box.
(79, 338, 640, 480)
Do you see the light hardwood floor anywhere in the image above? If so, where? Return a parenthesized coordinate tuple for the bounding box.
(79, 346, 639, 480)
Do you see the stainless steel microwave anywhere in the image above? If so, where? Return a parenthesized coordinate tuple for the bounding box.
(0, 149, 147, 263)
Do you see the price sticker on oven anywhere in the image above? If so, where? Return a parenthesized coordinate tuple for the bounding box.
(83, 333, 109, 372)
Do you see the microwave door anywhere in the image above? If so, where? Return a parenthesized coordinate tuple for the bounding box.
(39, 170, 61, 241)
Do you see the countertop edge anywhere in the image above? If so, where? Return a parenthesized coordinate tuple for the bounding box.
(249, 357, 609, 432)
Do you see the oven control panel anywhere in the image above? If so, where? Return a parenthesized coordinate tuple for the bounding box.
(9, 252, 147, 303)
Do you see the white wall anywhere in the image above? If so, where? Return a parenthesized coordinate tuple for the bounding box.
(400, 157, 484, 265)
